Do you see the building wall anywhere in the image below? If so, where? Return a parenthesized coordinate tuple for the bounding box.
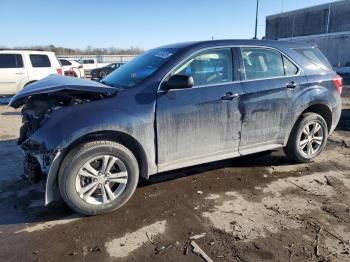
(266, 0, 350, 66)
(266, 0, 350, 40)
(280, 33, 350, 66)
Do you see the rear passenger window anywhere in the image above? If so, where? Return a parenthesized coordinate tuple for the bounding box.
(30, 55, 51, 67)
(241, 48, 285, 80)
(0, 54, 23, 68)
(283, 56, 299, 76)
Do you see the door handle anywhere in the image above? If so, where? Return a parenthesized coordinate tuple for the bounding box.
(286, 81, 297, 89)
(16, 72, 24, 75)
(221, 92, 239, 101)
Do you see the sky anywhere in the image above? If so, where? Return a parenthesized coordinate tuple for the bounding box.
(0, 0, 339, 50)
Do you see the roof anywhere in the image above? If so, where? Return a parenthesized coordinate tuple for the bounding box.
(159, 39, 314, 50)
(0, 49, 55, 54)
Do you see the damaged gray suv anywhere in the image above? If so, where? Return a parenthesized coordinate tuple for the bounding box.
(9, 40, 342, 215)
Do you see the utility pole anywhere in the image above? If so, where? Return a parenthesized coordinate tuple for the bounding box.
(254, 0, 259, 39)
(281, 0, 284, 13)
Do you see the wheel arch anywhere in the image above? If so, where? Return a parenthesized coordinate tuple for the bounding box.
(301, 103, 332, 133)
(17, 79, 37, 92)
(63, 130, 149, 180)
(284, 102, 333, 146)
(45, 130, 149, 205)
(24, 80, 37, 87)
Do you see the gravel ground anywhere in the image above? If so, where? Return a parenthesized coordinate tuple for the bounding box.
(0, 88, 349, 262)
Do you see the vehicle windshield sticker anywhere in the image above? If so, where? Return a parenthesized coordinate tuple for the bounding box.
(154, 51, 173, 59)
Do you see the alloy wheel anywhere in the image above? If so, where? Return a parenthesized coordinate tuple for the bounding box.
(299, 121, 324, 157)
(75, 155, 128, 205)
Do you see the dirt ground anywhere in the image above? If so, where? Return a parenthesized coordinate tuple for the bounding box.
(0, 88, 349, 262)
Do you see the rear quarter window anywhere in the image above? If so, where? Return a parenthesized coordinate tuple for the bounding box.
(0, 54, 23, 68)
(30, 54, 51, 67)
(295, 48, 332, 71)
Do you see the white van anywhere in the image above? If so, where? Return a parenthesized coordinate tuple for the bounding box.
(79, 58, 98, 70)
(0, 50, 63, 96)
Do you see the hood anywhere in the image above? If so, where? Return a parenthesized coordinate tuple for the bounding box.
(9, 75, 118, 108)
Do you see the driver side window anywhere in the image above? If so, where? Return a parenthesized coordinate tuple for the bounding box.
(172, 48, 233, 87)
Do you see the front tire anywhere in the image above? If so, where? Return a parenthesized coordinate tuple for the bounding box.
(284, 113, 328, 163)
(58, 140, 139, 215)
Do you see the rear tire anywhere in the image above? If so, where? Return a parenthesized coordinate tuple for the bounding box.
(58, 140, 139, 215)
(284, 113, 328, 163)
(99, 71, 107, 79)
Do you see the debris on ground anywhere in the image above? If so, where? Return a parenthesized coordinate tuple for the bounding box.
(314, 226, 322, 257)
(155, 244, 172, 254)
(189, 233, 206, 240)
(191, 241, 213, 262)
(146, 231, 156, 245)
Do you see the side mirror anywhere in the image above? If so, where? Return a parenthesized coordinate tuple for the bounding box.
(163, 75, 194, 91)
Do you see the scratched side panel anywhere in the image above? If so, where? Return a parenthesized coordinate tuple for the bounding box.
(239, 78, 291, 148)
(156, 83, 243, 165)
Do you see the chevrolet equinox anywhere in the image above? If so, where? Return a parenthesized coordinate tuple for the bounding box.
(9, 40, 343, 215)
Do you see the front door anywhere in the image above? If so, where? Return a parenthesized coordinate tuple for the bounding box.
(156, 48, 243, 172)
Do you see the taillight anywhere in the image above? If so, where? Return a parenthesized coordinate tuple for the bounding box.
(57, 68, 63, 75)
(333, 74, 343, 94)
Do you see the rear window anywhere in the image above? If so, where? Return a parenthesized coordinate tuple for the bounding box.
(0, 54, 23, 68)
(83, 60, 95, 64)
(295, 48, 332, 71)
(30, 54, 51, 67)
(60, 59, 72, 66)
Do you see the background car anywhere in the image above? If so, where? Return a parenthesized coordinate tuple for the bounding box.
(90, 62, 125, 80)
(78, 58, 98, 70)
(0, 50, 62, 96)
(59, 58, 85, 78)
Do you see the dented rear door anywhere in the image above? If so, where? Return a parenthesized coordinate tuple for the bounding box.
(237, 47, 302, 152)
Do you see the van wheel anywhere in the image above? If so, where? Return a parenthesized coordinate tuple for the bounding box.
(284, 113, 328, 163)
(58, 140, 139, 215)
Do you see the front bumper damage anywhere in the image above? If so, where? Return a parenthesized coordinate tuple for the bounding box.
(9, 75, 119, 205)
(22, 142, 62, 205)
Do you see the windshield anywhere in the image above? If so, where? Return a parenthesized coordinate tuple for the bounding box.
(102, 48, 177, 88)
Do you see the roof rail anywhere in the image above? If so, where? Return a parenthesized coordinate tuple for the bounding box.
(0, 48, 46, 51)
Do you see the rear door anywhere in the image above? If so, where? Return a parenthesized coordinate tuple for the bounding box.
(156, 47, 243, 171)
(28, 54, 55, 80)
(238, 47, 307, 153)
(0, 53, 26, 95)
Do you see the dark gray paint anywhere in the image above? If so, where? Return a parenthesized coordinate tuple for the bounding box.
(9, 40, 342, 204)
